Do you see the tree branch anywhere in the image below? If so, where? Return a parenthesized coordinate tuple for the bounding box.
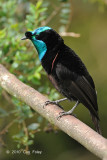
(0, 64, 107, 159)
(60, 32, 80, 37)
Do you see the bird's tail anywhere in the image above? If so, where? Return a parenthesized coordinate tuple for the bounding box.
(90, 112, 102, 135)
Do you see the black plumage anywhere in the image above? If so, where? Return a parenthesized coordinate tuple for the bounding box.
(23, 27, 101, 134)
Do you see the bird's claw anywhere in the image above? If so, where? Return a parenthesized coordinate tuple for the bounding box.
(43, 100, 63, 109)
(57, 111, 65, 120)
(59, 111, 65, 115)
(57, 111, 77, 120)
(43, 100, 50, 108)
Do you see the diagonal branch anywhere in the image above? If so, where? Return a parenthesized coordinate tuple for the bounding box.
(0, 64, 107, 159)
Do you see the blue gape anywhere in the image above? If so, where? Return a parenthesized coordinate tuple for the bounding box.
(31, 37, 47, 61)
(30, 26, 51, 61)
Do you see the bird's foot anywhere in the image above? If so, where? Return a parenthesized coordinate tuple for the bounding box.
(43, 98, 67, 109)
(43, 100, 63, 109)
(57, 111, 76, 120)
(57, 101, 79, 120)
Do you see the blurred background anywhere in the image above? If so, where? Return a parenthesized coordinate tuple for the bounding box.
(0, 0, 107, 159)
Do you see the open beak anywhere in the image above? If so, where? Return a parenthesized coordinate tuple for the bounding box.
(21, 36, 28, 40)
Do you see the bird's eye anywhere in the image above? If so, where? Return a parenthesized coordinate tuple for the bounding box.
(25, 31, 32, 37)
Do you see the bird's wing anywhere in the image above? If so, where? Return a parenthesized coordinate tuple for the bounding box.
(56, 63, 99, 119)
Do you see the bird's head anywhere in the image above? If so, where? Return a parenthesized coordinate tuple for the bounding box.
(22, 26, 63, 61)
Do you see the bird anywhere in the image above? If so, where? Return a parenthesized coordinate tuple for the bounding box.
(21, 26, 101, 134)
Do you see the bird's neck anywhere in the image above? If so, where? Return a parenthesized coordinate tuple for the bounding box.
(31, 39, 47, 61)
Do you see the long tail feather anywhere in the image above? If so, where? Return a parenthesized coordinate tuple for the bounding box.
(90, 112, 102, 135)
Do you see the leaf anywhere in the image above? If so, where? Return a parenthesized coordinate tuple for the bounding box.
(35, 0, 42, 9)
(28, 123, 40, 131)
(31, 78, 41, 85)
(12, 62, 19, 69)
(13, 130, 24, 140)
(38, 15, 47, 22)
(38, 8, 47, 13)
(30, 3, 36, 13)
(0, 29, 6, 39)
(35, 65, 43, 72)
(61, 8, 70, 14)
(37, 116, 43, 123)
(27, 74, 34, 81)
(29, 132, 35, 138)
(26, 140, 33, 145)
(23, 136, 28, 143)
(11, 23, 18, 29)
(34, 72, 41, 79)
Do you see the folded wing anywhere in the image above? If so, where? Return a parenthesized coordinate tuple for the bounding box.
(56, 63, 99, 120)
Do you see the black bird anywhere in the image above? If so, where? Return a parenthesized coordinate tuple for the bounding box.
(22, 26, 101, 134)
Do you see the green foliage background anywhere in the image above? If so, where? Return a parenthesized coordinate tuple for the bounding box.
(0, 0, 107, 159)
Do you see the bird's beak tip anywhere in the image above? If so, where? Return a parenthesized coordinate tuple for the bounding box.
(21, 36, 27, 40)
